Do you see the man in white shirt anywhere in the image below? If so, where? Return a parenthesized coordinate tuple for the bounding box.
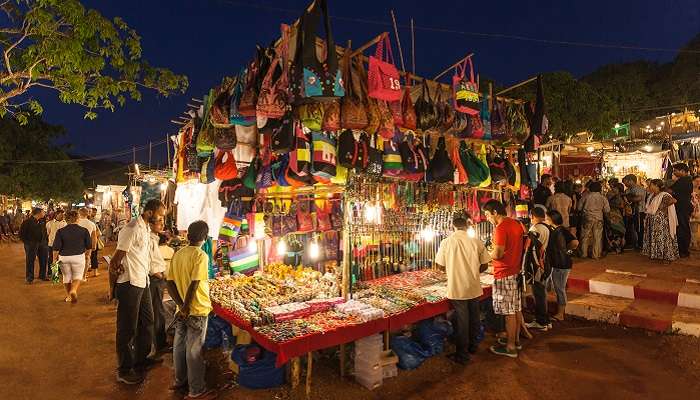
(46, 210, 67, 267)
(109, 199, 166, 385)
(435, 214, 491, 365)
(526, 207, 552, 331)
(148, 215, 169, 355)
(77, 208, 97, 278)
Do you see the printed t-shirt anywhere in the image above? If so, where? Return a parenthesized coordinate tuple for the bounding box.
(492, 217, 525, 279)
(166, 246, 212, 316)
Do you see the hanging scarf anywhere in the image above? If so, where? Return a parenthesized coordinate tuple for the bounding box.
(646, 192, 677, 238)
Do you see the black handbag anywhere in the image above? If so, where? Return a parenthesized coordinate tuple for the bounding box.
(427, 136, 453, 183)
(365, 133, 383, 177)
(415, 81, 438, 131)
(271, 112, 294, 154)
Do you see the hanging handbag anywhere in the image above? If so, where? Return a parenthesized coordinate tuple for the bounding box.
(415, 81, 438, 131)
(256, 149, 275, 189)
(452, 56, 479, 115)
(365, 133, 383, 177)
(272, 154, 290, 187)
(285, 122, 313, 187)
(427, 136, 454, 183)
(214, 150, 239, 181)
(323, 230, 339, 260)
(367, 33, 402, 102)
(491, 99, 507, 141)
(321, 100, 341, 132)
(399, 133, 426, 174)
(296, 201, 314, 233)
(200, 155, 216, 184)
(470, 114, 485, 139)
(282, 204, 299, 234)
(316, 201, 332, 232)
(256, 25, 290, 119)
(337, 129, 357, 169)
(435, 88, 453, 131)
(340, 50, 368, 130)
(238, 56, 260, 117)
(298, 103, 324, 131)
(477, 144, 492, 187)
(330, 201, 343, 230)
(401, 74, 417, 130)
(460, 145, 490, 186)
(506, 103, 530, 144)
(365, 97, 381, 135)
(230, 70, 256, 126)
(271, 112, 294, 154)
(219, 200, 244, 243)
(229, 235, 259, 275)
(290, 0, 344, 102)
(382, 134, 403, 177)
(376, 99, 395, 139)
(451, 141, 468, 184)
(488, 151, 508, 183)
(242, 155, 259, 190)
(311, 131, 337, 183)
(388, 97, 404, 127)
(214, 127, 237, 150)
(210, 79, 234, 128)
(481, 93, 492, 140)
(233, 124, 257, 165)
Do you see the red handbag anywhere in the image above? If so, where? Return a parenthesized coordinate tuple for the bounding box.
(367, 33, 402, 102)
(296, 201, 314, 233)
(214, 150, 239, 181)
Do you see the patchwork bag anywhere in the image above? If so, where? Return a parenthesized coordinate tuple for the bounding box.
(311, 131, 337, 183)
(219, 200, 244, 243)
(229, 235, 259, 275)
(382, 134, 403, 177)
(230, 70, 256, 126)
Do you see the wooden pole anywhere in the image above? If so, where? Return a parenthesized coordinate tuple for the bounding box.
(432, 52, 474, 81)
(390, 10, 406, 73)
(351, 32, 386, 58)
(495, 76, 538, 96)
(339, 343, 346, 377)
(166, 134, 171, 170)
(410, 18, 415, 74)
(290, 357, 301, 389)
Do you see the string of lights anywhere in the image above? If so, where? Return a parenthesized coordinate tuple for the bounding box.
(0, 138, 168, 164)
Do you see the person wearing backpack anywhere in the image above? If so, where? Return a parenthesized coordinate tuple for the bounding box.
(546, 210, 579, 322)
(524, 207, 552, 331)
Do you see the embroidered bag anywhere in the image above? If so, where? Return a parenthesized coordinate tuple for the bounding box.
(382, 133, 403, 177)
(376, 99, 395, 139)
(340, 49, 368, 130)
(285, 122, 313, 187)
(321, 100, 341, 132)
(271, 112, 295, 155)
(290, 0, 344, 102)
(230, 70, 256, 126)
(256, 25, 290, 119)
(367, 33, 402, 101)
(491, 99, 507, 140)
(214, 150, 239, 181)
(401, 74, 417, 130)
(298, 103, 324, 131)
(452, 56, 479, 115)
(214, 127, 237, 150)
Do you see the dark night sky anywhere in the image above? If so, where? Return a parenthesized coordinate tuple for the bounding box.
(37, 0, 700, 166)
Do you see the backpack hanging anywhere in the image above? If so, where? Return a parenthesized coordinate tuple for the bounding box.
(337, 129, 357, 169)
(243, 154, 259, 189)
(238, 55, 261, 117)
(210, 79, 234, 128)
(214, 150, 239, 181)
(428, 136, 454, 183)
(376, 100, 395, 139)
(256, 24, 290, 119)
(290, 0, 344, 102)
(452, 56, 479, 115)
(382, 134, 403, 177)
(340, 49, 368, 130)
(311, 131, 337, 183)
(415, 81, 438, 131)
(365, 133, 383, 177)
(367, 32, 402, 102)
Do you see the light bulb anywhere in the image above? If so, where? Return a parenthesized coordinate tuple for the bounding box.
(575, 179, 582, 184)
(364, 204, 376, 223)
(467, 226, 476, 238)
(420, 227, 435, 242)
(248, 239, 257, 252)
(309, 241, 320, 260)
(276, 239, 287, 255)
(643, 145, 652, 152)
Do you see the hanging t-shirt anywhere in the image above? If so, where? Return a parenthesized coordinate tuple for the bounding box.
(174, 180, 208, 231)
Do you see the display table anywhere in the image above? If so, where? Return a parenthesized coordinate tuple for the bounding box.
(212, 285, 493, 367)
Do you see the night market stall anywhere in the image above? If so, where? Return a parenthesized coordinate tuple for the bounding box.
(161, 0, 549, 393)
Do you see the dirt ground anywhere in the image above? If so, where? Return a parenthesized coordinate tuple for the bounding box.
(1, 241, 699, 400)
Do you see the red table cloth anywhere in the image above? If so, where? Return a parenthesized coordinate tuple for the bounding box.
(212, 286, 492, 367)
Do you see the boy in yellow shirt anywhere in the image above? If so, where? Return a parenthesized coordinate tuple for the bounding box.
(166, 221, 216, 400)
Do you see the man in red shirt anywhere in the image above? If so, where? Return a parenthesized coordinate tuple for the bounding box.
(483, 199, 525, 358)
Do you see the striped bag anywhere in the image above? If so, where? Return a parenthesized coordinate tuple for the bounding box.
(219, 200, 243, 244)
(382, 135, 403, 177)
(311, 131, 337, 183)
(229, 236, 259, 275)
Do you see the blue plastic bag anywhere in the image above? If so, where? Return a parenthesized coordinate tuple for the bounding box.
(232, 345, 285, 389)
(390, 335, 430, 370)
(417, 318, 453, 357)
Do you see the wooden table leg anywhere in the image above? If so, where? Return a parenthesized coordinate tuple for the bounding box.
(339, 344, 346, 377)
(383, 331, 390, 351)
(290, 357, 301, 389)
(305, 352, 313, 399)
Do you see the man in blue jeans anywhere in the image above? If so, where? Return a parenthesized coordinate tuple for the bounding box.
(166, 221, 216, 400)
(19, 208, 48, 283)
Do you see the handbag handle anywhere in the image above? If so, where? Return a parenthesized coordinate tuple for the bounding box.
(374, 32, 395, 65)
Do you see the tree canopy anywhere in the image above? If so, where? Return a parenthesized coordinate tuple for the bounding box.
(0, 0, 188, 123)
(0, 115, 84, 200)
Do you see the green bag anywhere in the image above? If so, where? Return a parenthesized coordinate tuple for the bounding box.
(459, 143, 489, 186)
(243, 155, 260, 189)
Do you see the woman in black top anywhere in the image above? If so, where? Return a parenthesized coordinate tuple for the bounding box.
(545, 210, 579, 322)
(52, 210, 92, 303)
